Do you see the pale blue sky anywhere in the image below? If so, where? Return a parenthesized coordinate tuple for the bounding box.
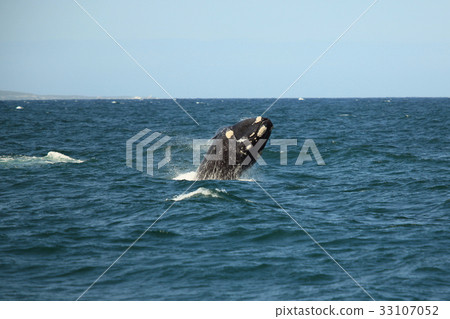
(0, 0, 449, 98)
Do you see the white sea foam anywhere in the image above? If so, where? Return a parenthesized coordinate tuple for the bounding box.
(172, 187, 228, 201)
(0, 151, 84, 166)
(172, 170, 253, 182)
(173, 171, 197, 181)
(44, 151, 83, 163)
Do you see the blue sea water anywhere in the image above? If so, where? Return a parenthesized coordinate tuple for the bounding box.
(0, 98, 449, 301)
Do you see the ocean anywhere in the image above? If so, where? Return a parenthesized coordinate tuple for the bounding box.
(0, 98, 448, 300)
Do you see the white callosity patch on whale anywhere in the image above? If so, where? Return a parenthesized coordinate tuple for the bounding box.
(225, 130, 234, 139)
(257, 125, 267, 137)
(254, 116, 262, 124)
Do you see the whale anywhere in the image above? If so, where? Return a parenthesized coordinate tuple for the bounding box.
(196, 116, 273, 180)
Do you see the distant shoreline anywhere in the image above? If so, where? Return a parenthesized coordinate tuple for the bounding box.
(0, 90, 448, 101)
(0, 90, 153, 101)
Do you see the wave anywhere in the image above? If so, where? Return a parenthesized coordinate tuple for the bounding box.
(0, 151, 84, 167)
(171, 187, 228, 201)
(44, 151, 84, 163)
(173, 171, 197, 181)
(172, 170, 253, 182)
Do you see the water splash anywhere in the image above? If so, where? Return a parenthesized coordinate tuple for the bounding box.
(173, 171, 197, 181)
(171, 187, 228, 201)
(0, 151, 84, 167)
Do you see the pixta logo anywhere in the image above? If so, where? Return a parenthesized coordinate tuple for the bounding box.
(126, 129, 171, 176)
(127, 130, 325, 176)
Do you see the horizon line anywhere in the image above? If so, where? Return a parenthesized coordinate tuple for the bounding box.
(0, 90, 448, 101)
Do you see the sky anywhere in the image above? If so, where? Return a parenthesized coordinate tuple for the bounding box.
(0, 0, 449, 98)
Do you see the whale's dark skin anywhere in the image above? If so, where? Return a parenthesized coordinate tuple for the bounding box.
(196, 117, 273, 180)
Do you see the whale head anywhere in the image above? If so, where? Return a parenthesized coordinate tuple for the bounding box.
(227, 116, 273, 141)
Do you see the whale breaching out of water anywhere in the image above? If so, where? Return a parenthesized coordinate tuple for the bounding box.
(196, 116, 273, 180)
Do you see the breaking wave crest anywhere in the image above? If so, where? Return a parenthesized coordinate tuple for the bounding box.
(173, 171, 197, 181)
(0, 151, 84, 167)
(172, 170, 253, 182)
(171, 187, 228, 201)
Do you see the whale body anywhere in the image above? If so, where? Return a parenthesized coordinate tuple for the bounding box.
(196, 116, 273, 180)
